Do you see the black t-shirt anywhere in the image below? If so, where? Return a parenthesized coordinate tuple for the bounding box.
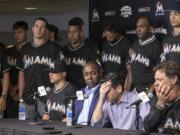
(101, 36, 131, 75)
(63, 42, 100, 89)
(16, 41, 64, 104)
(44, 82, 76, 121)
(129, 35, 162, 91)
(161, 34, 180, 64)
(6, 46, 20, 85)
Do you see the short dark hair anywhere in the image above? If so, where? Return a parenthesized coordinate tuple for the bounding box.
(154, 61, 180, 85)
(12, 21, 28, 31)
(83, 61, 102, 72)
(33, 17, 48, 28)
(47, 24, 59, 40)
(136, 16, 153, 26)
(72, 17, 84, 25)
(104, 22, 124, 35)
(104, 70, 127, 89)
(68, 17, 83, 29)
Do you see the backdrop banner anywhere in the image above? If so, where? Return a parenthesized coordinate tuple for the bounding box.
(89, 0, 175, 47)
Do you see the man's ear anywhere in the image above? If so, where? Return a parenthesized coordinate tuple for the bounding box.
(62, 72, 67, 78)
(171, 75, 178, 85)
(32, 26, 34, 33)
(117, 85, 123, 93)
(149, 26, 154, 33)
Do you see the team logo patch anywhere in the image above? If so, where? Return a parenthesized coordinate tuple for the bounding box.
(120, 5, 132, 18)
(138, 7, 151, 13)
(155, 1, 164, 16)
(104, 10, 116, 16)
(92, 9, 100, 22)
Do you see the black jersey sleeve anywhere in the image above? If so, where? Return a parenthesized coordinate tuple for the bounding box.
(152, 40, 163, 65)
(16, 48, 25, 71)
(144, 104, 164, 132)
(0, 46, 10, 73)
(124, 37, 132, 64)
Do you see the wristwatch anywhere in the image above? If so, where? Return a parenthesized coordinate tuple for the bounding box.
(1, 95, 7, 100)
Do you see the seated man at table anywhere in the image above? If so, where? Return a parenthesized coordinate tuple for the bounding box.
(42, 60, 77, 121)
(92, 71, 150, 130)
(73, 61, 102, 125)
(144, 61, 180, 133)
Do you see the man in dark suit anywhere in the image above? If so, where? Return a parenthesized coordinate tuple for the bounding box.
(73, 61, 102, 126)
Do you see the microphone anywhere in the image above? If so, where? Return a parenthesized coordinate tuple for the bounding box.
(127, 89, 154, 107)
(83, 93, 89, 99)
(64, 93, 89, 100)
(64, 96, 77, 100)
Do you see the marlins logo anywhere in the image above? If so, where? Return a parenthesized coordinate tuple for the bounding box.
(92, 9, 100, 22)
(155, 1, 164, 16)
(120, 5, 132, 18)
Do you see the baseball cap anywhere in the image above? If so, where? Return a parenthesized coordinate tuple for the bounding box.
(164, 0, 180, 12)
(47, 60, 67, 73)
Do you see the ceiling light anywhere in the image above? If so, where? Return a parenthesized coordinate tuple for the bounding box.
(25, 7, 37, 10)
(0, 0, 13, 2)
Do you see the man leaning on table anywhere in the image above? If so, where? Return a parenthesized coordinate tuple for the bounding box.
(92, 71, 150, 130)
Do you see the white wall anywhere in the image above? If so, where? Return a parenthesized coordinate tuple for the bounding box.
(0, 10, 89, 45)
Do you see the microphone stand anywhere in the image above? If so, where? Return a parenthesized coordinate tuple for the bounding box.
(70, 99, 83, 128)
(34, 90, 38, 122)
(28, 72, 43, 125)
(135, 102, 140, 130)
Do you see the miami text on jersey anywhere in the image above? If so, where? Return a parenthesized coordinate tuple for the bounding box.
(130, 52, 150, 67)
(102, 52, 121, 64)
(164, 118, 180, 130)
(163, 43, 180, 55)
(65, 57, 86, 66)
(47, 99, 66, 113)
(23, 55, 54, 69)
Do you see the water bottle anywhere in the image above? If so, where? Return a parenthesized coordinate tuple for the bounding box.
(66, 99, 73, 126)
(19, 98, 26, 120)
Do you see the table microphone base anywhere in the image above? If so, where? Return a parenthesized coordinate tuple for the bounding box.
(28, 121, 44, 125)
(66, 124, 84, 128)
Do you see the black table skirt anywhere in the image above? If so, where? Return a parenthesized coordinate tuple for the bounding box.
(0, 119, 177, 135)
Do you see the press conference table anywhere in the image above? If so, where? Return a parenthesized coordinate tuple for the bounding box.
(0, 119, 177, 135)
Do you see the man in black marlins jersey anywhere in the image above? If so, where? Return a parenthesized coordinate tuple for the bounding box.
(17, 17, 64, 119)
(42, 60, 76, 121)
(5, 21, 29, 118)
(128, 16, 162, 93)
(63, 17, 100, 89)
(161, 1, 180, 64)
(72, 17, 100, 52)
(101, 22, 131, 90)
(144, 61, 180, 133)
